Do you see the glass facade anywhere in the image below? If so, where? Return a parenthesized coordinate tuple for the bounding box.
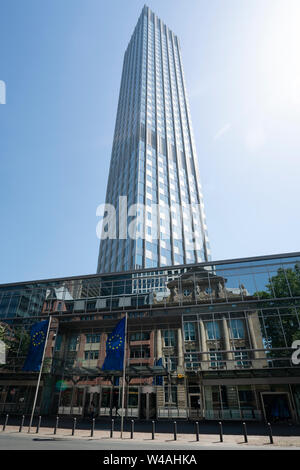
(0, 252, 300, 421)
(97, 6, 210, 273)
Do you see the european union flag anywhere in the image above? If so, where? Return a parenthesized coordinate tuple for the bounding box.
(23, 320, 49, 372)
(102, 317, 126, 371)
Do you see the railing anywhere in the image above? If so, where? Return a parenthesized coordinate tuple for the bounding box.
(58, 406, 83, 415)
(56, 406, 139, 417)
(204, 409, 261, 421)
(157, 408, 188, 419)
(0, 403, 41, 415)
(98, 407, 139, 417)
(157, 408, 262, 421)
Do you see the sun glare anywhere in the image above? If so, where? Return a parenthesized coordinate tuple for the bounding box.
(258, 0, 300, 115)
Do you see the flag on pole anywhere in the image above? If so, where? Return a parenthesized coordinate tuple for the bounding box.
(102, 317, 126, 371)
(154, 358, 163, 385)
(22, 320, 50, 372)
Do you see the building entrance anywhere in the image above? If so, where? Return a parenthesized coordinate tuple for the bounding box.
(84, 390, 100, 418)
(189, 394, 202, 419)
(140, 392, 156, 419)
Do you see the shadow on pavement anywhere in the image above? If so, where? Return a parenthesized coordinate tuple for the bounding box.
(0, 414, 299, 437)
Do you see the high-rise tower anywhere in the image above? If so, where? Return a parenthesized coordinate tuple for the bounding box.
(97, 5, 211, 273)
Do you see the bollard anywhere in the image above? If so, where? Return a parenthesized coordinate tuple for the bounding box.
(72, 417, 77, 436)
(54, 416, 59, 435)
(110, 419, 114, 438)
(152, 420, 155, 440)
(173, 421, 177, 441)
(36, 416, 41, 434)
(195, 421, 199, 442)
(19, 415, 25, 433)
(242, 422, 248, 443)
(267, 422, 274, 444)
(130, 420, 134, 439)
(2, 414, 9, 431)
(219, 421, 223, 442)
(91, 418, 95, 437)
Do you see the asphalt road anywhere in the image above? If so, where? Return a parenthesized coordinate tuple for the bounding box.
(0, 432, 297, 451)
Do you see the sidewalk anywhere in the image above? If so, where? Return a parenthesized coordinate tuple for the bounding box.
(2, 423, 300, 448)
(2, 415, 300, 436)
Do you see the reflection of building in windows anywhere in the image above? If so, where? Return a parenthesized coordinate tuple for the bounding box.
(0, 252, 299, 422)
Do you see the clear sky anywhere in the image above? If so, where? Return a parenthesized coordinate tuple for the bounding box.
(0, 0, 299, 284)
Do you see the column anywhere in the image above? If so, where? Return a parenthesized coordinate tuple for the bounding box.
(177, 328, 184, 369)
(247, 314, 259, 358)
(222, 316, 234, 366)
(156, 329, 162, 359)
(199, 320, 208, 368)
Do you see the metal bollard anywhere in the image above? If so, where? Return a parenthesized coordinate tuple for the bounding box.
(219, 421, 223, 442)
(2, 414, 9, 431)
(267, 422, 274, 444)
(195, 421, 199, 442)
(72, 417, 76, 436)
(110, 419, 114, 438)
(54, 416, 59, 434)
(130, 420, 134, 439)
(91, 418, 95, 437)
(242, 422, 248, 443)
(152, 420, 155, 440)
(36, 416, 41, 434)
(173, 421, 177, 441)
(19, 415, 25, 433)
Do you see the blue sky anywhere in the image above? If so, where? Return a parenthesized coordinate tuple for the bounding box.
(0, 0, 299, 283)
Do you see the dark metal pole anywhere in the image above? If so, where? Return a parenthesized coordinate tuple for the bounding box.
(54, 415, 59, 434)
(152, 420, 155, 440)
(267, 422, 274, 444)
(195, 421, 199, 442)
(219, 421, 223, 442)
(91, 418, 95, 437)
(72, 417, 76, 436)
(19, 415, 25, 432)
(19, 415, 25, 433)
(242, 422, 248, 443)
(36, 416, 41, 434)
(110, 418, 114, 438)
(173, 421, 177, 441)
(130, 420, 134, 439)
(2, 414, 9, 431)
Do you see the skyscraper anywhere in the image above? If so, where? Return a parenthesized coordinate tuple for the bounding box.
(97, 5, 211, 274)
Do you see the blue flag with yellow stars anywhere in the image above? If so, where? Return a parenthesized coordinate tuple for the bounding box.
(154, 358, 163, 386)
(22, 320, 49, 372)
(102, 317, 126, 371)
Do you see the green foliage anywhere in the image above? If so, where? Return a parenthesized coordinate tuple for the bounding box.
(0, 323, 6, 342)
(266, 265, 300, 298)
(0, 323, 30, 356)
(255, 264, 300, 360)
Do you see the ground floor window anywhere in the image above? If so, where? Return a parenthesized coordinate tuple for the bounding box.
(128, 388, 139, 407)
(164, 385, 177, 406)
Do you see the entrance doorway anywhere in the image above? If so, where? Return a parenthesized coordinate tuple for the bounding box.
(261, 393, 292, 423)
(189, 394, 202, 419)
(84, 391, 100, 418)
(140, 392, 156, 419)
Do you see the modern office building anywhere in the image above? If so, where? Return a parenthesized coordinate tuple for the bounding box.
(0, 7, 299, 426)
(97, 5, 210, 274)
(0, 252, 300, 423)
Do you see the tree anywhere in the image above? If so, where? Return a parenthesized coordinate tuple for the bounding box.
(254, 264, 300, 364)
(0, 323, 30, 370)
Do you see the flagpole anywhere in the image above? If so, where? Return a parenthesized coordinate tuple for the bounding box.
(120, 312, 128, 439)
(28, 316, 52, 433)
